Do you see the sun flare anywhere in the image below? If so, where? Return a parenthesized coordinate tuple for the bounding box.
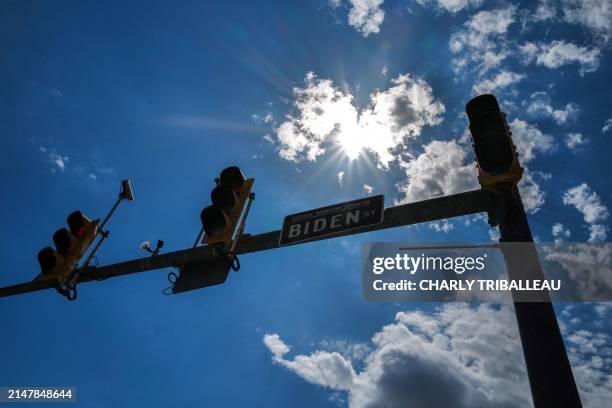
(336, 122, 368, 160)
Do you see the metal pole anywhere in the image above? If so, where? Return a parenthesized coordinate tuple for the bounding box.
(98, 195, 123, 233)
(494, 186, 582, 408)
(80, 194, 125, 269)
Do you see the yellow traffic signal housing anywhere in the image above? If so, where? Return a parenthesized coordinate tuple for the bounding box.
(466, 94, 523, 191)
(203, 177, 254, 245)
(36, 211, 99, 282)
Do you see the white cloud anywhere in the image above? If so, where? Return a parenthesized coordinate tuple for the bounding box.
(498, 119, 554, 213)
(263, 333, 291, 361)
(449, 6, 517, 76)
(588, 224, 608, 243)
(428, 220, 454, 233)
(552, 222, 571, 242)
(365, 74, 446, 151)
(525, 91, 579, 125)
(519, 40, 601, 75)
(531, 0, 557, 22)
(338, 171, 345, 186)
(563, 183, 609, 242)
(47, 152, 68, 173)
(510, 119, 555, 164)
(251, 112, 275, 125)
(595, 304, 612, 318)
(563, 183, 609, 224)
(416, 0, 484, 14)
(346, 0, 386, 37)
(562, 0, 612, 41)
(33, 144, 71, 174)
(318, 339, 371, 362)
(489, 227, 501, 241)
(362, 183, 373, 194)
(395, 140, 478, 204)
(275, 72, 445, 168)
(97, 167, 114, 174)
(565, 132, 586, 150)
(264, 304, 612, 408)
(473, 70, 524, 95)
(276, 72, 357, 162)
(465, 5, 515, 35)
(544, 244, 612, 303)
(509, 118, 555, 164)
(518, 170, 546, 214)
(265, 305, 530, 407)
(263, 333, 356, 390)
(603, 118, 612, 134)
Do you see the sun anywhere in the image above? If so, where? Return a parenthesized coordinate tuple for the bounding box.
(336, 122, 368, 160)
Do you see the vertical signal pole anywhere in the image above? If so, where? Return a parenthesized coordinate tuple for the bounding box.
(466, 95, 582, 408)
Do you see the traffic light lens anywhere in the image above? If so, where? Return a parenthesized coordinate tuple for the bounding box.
(211, 185, 236, 212)
(67, 211, 87, 236)
(37, 247, 57, 274)
(53, 228, 73, 255)
(219, 166, 245, 193)
(201, 205, 227, 237)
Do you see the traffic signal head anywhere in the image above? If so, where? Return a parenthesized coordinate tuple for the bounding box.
(36, 211, 99, 281)
(466, 94, 523, 190)
(201, 166, 254, 245)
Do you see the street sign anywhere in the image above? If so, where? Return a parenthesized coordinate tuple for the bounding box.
(279, 195, 384, 246)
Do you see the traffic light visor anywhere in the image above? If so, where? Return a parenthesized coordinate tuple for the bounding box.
(37, 247, 58, 275)
(211, 185, 236, 212)
(53, 228, 74, 255)
(67, 211, 88, 237)
(201, 205, 227, 237)
(219, 166, 245, 193)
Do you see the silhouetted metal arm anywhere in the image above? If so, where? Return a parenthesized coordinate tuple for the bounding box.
(0, 189, 491, 298)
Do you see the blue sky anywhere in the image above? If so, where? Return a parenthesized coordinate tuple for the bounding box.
(1, 0, 611, 406)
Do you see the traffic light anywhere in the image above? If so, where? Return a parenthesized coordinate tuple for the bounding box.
(170, 167, 254, 294)
(36, 211, 99, 280)
(200, 166, 255, 246)
(466, 94, 523, 191)
(34, 180, 134, 300)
